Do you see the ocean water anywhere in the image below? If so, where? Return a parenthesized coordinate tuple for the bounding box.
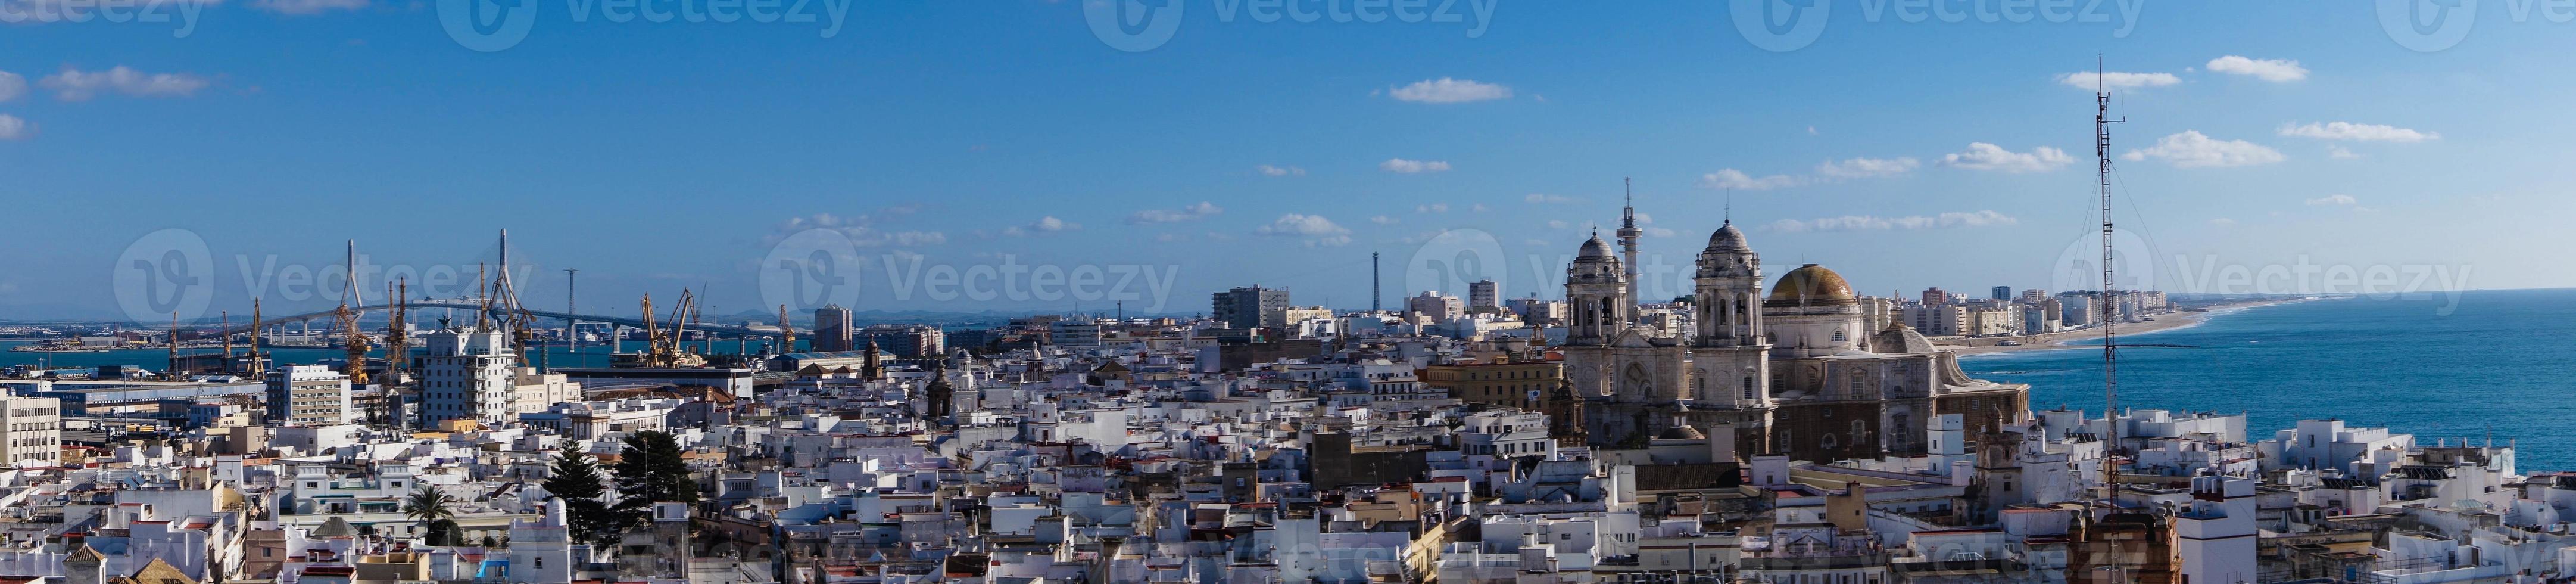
(1961, 288, 2576, 472)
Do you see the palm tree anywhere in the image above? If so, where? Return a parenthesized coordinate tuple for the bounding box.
(403, 484, 457, 522)
(404, 484, 463, 545)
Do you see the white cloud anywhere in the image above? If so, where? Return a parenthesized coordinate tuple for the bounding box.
(1524, 193, 1577, 204)
(1380, 158, 1452, 173)
(1768, 210, 2018, 232)
(1256, 164, 1306, 177)
(1003, 216, 1080, 237)
(0, 114, 27, 141)
(2206, 56, 2309, 82)
(1416, 203, 1449, 213)
(39, 66, 209, 101)
(1941, 143, 2076, 173)
(1256, 213, 1350, 237)
(2278, 121, 2440, 142)
(1470, 203, 1490, 212)
(1644, 227, 1676, 237)
(1546, 220, 1570, 229)
(772, 209, 946, 248)
(2306, 194, 2357, 206)
(1814, 156, 1920, 179)
(2210, 218, 2237, 226)
(2123, 131, 2285, 168)
(2329, 146, 2360, 159)
(255, 0, 364, 14)
(1127, 201, 1224, 224)
(0, 71, 23, 102)
(2056, 71, 2181, 91)
(1369, 215, 1398, 225)
(1699, 169, 1803, 190)
(1386, 77, 1512, 104)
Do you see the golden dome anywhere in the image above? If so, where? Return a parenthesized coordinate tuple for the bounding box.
(1767, 263, 1857, 306)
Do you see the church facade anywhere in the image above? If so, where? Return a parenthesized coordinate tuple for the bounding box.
(1558, 212, 2029, 463)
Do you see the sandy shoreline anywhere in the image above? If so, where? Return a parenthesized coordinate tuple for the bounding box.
(1938, 297, 2310, 356)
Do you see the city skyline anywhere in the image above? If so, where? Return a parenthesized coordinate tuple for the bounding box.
(4, 2, 2559, 320)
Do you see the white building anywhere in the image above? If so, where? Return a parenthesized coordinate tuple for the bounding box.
(0, 396, 61, 466)
(417, 326, 518, 425)
(264, 365, 353, 426)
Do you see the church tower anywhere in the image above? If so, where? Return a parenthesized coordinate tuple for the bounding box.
(1564, 232, 1628, 346)
(1688, 220, 1775, 456)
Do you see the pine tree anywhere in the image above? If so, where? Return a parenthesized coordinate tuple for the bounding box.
(542, 449, 618, 544)
(612, 431, 698, 523)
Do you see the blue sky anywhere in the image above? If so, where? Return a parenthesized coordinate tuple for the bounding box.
(5, 1, 2574, 322)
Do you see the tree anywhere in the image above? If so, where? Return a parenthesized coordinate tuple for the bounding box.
(542, 449, 619, 544)
(404, 484, 461, 546)
(612, 431, 698, 519)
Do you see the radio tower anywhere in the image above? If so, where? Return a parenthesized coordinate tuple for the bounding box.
(2094, 55, 2127, 509)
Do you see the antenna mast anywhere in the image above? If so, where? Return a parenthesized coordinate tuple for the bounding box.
(2095, 55, 2127, 509)
(1617, 177, 1642, 305)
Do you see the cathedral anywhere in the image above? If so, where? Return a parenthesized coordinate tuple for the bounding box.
(1558, 202, 2029, 463)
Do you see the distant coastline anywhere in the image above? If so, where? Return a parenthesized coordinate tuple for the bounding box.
(1944, 297, 2313, 357)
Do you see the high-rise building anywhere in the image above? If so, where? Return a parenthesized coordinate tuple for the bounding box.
(1991, 286, 2012, 301)
(1921, 287, 1950, 307)
(0, 396, 60, 465)
(1212, 286, 1290, 329)
(857, 324, 946, 358)
(1467, 279, 1499, 309)
(2018, 288, 2050, 304)
(1408, 291, 1464, 324)
(813, 304, 854, 352)
(266, 364, 353, 426)
(417, 326, 517, 426)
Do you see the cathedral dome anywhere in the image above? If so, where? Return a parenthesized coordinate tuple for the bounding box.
(1767, 264, 1857, 306)
(1707, 220, 1750, 250)
(1577, 234, 1614, 259)
(1656, 424, 1705, 440)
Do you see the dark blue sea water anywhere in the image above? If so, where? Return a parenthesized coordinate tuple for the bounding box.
(1962, 289, 2576, 472)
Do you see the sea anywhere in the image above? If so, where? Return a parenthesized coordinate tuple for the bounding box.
(1961, 288, 2576, 472)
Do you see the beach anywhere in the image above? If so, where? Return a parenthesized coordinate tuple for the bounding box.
(1938, 297, 2310, 356)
